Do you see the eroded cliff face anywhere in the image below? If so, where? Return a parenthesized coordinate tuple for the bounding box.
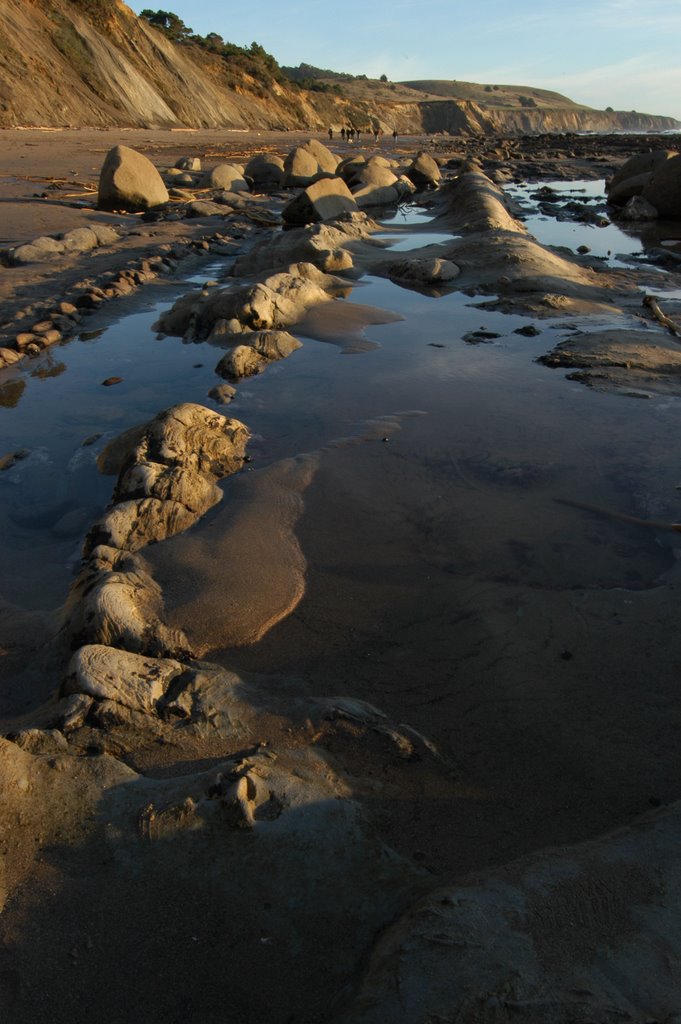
(0, 0, 678, 134)
(0, 0, 325, 129)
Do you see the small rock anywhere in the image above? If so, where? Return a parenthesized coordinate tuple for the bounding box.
(175, 156, 202, 171)
(41, 329, 62, 346)
(101, 376, 124, 387)
(0, 347, 22, 367)
(32, 320, 55, 334)
(0, 448, 29, 471)
(208, 383, 237, 405)
(463, 330, 501, 344)
(513, 325, 541, 337)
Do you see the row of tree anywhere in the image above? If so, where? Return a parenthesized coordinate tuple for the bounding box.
(139, 13, 355, 94)
(139, 9, 284, 82)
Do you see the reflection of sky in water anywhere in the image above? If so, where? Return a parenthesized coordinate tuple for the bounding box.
(2, 202, 681, 608)
(506, 179, 645, 263)
(378, 205, 433, 227)
(373, 231, 455, 252)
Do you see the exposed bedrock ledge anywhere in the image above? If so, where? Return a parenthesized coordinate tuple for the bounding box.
(337, 797, 681, 1024)
(59, 403, 249, 658)
(155, 261, 342, 341)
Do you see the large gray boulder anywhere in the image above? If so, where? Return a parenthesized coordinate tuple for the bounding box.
(283, 177, 358, 225)
(405, 151, 441, 190)
(301, 138, 339, 175)
(352, 184, 401, 209)
(98, 145, 169, 212)
(282, 147, 323, 188)
(244, 152, 285, 187)
(607, 171, 657, 205)
(608, 149, 675, 194)
(642, 152, 681, 219)
(352, 175, 415, 209)
(281, 139, 339, 188)
(349, 156, 399, 189)
(201, 163, 249, 191)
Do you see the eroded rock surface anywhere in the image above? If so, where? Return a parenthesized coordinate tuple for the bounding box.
(157, 262, 339, 340)
(338, 801, 681, 1024)
(60, 403, 248, 656)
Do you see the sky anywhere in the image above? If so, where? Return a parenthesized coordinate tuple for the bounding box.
(128, 0, 681, 122)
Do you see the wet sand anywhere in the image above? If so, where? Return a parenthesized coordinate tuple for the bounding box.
(2, 128, 681, 1022)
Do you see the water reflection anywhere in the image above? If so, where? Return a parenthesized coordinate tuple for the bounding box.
(0, 378, 25, 408)
(1, 194, 680, 618)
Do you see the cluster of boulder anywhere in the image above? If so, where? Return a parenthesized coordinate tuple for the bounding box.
(96, 140, 443, 226)
(7, 224, 120, 266)
(0, 240, 225, 369)
(156, 260, 349, 379)
(606, 149, 681, 220)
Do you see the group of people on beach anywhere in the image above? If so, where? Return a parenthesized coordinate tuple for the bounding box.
(328, 126, 399, 144)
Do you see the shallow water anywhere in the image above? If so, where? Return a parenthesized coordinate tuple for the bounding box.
(0, 278, 228, 606)
(3, 186, 681, 868)
(507, 178, 645, 264)
(1, 192, 679, 613)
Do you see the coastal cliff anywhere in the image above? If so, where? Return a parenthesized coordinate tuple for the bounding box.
(0, 0, 678, 134)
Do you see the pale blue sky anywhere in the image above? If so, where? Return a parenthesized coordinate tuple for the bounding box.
(129, 0, 681, 121)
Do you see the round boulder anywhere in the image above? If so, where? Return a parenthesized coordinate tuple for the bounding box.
(201, 163, 250, 192)
(245, 153, 285, 187)
(405, 151, 441, 190)
(608, 150, 676, 194)
(642, 153, 681, 220)
(98, 145, 169, 212)
(350, 157, 399, 189)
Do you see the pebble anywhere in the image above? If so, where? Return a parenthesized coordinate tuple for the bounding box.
(101, 376, 124, 387)
(15, 332, 38, 348)
(208, 383, 237, 405)
(0, 347, 22, 365)
(513, 324, 541, 337)
(0, 448, 30, 471)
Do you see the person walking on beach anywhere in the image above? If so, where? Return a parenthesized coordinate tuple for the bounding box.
(328, 126, 333, 140)
(392, 128, 398, 144)
(341, 127, 346, 141)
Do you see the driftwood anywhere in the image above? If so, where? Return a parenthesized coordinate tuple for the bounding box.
(643, 293, 681, 337)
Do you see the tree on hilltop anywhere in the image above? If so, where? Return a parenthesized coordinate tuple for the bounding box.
(139, 9, 193, 43)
